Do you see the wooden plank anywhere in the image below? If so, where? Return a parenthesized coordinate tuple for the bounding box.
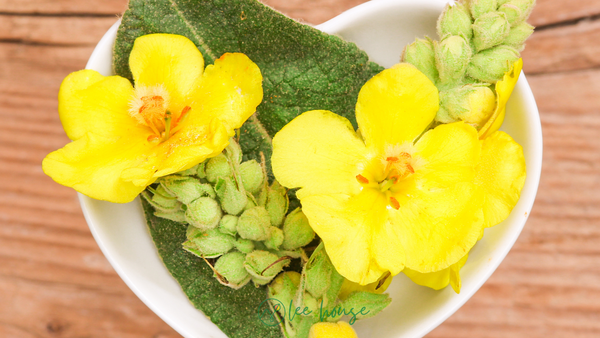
(530, 0, 600, 27)
(261, 0, 368, 24)
(522, 18, 600, 75)
(0, 0, 128, 15)
(0, 15, 118, 45)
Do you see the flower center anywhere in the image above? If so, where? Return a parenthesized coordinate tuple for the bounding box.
(129, 85, 191, 143)
(356, 143, 422, 210)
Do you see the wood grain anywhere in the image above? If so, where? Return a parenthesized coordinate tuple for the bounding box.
(1, 0, 599, 338)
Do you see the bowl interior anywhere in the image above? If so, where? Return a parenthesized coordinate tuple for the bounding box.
(80, 1, 542, 337)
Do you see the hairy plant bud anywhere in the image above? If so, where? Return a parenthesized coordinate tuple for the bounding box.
(183, 228, 234, 258)
(268, 271, 301, 313)
(185, 196, 222, 231)
(215, 176, 248, 216)
(282, 208, 315, 250)
(264, 226, 284, 250)
(234, 238, 255, 254)
(499, 0, 535, 26)
(237, 206, 272, 241)
(177, 164, 199, 176)
(467, 45, 520, 83)
(437, 3, 473, 40)
(205, 154, 233, 183)
(219, 214, 238, 236)
(214, 251, 250, 289)
(224, 138, 243, 165)
(435, 35, 472, 85)
(504, 21, 534, 51)
(196, 161, 207, 179)
(161, 176, 215, 204)
(244, 250, 289, 285)
(304, 244, 334, 299)
(468, 0, 497, 19)
(472, 12, 510, 52)
(266, 181, 289, 227)
(154, 210, 186, 223)
(239, 160, 264, 194)
(340, 291, 392, 322)
(437, 84, 496, 127)
(402, 38, 439, 85)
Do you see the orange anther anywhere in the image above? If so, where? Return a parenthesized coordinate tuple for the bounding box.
(406, 163, 415, 174)
(177, 106, 192, 124)
(147, 134, 160, 142)
(356, 174, 369, 184)
(386, 156, 399, 162)
(389, 196, 400, 210)
(399, 152, 411, 159)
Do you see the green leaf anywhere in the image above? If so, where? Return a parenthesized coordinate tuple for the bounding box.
(113, 0, 384, 175)
(142, 198, 283, 338)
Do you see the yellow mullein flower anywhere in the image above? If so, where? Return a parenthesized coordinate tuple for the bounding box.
(478, 58, 523, 139)
(42, 34, 263, 203)
(309, 321, 358, 338)
(272, 63, 486, 285)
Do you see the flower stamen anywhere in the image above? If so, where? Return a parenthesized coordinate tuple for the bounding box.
(356, 174, 369, 184)
(389, 196, 400, 210)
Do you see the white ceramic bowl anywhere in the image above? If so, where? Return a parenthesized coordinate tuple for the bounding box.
(79, 0, 542, 337)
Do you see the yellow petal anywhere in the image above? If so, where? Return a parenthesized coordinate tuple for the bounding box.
(403, 253, 468, 293)
(356, 63, 439, 152)
(151, 118, 231, 177)
(390, 182, 483, 273)
(301, 189, 395, 285)
(478, 58, 523, 139)
(272, 110, 369, 198)
(309, 321, 358, 338)
(42, 132, 156, 203)
(129, 34, 204, 110)
(58, 70, 140, 140)
(188, 53, 263, 131)
(475, 131, 526, 228)
(414, 122, 480, 190)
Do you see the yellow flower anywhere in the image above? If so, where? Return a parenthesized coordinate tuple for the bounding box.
(309, 321, 358, 338)
(478, 58, 523, 139)
(404, 130, 526, 293)
(272, 63, 486, 285)
(42, 34, 263, 203)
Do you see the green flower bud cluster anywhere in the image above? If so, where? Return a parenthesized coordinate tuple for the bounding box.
(144, 138, 317, 289)
(401, 0, 535, 127)
(267, 243, 392, 337)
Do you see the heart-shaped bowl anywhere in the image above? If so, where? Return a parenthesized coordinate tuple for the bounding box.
(79, 0, 542, 337)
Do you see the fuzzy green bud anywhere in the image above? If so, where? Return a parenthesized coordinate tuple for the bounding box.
(234, 238, 255, 253)
(504, 21, 534, 51)
(268, 271, 301, 314)
(469, 0, 497, 19)
(177, 164, 199, 176)
(437, 3, 473, 40)
(302, 291, 320, 315)
(437, 84, 496, 126)
(143, 185, 181, 213)
(215, 177, 248, 216)
(185, 197, 222, 230)
(154, 210, 186, 223)
(499, 0, 535, 26)
(224, 138, 243, 165)
(239, 160, 264, 194)
(282, 208, 315, 250)
(473, 12, 510, 52)
(402, 38, 439, 85)
(183, 228, 234, 258)
(196, 162, 207, 178)
(214, 251, 250, 288)
(340, 292, 392, 323)
(205, 154, 233, 183)
(266, 181, 289, 227)
(244, 193, 258, 211)
(244, 250, 289, 285)
(435, 35, 472, 85)
(467, 45, 520, 83)
(161, 176, 216, 204)
(472, 12, 511, 52)
(304, 244, 334, 299)
(264, 226, 284, 250)
(237, 206, 272, 241)
(219, 215, 238, 236)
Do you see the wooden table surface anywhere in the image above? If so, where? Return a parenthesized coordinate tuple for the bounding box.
(1, 0, 599, 337)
